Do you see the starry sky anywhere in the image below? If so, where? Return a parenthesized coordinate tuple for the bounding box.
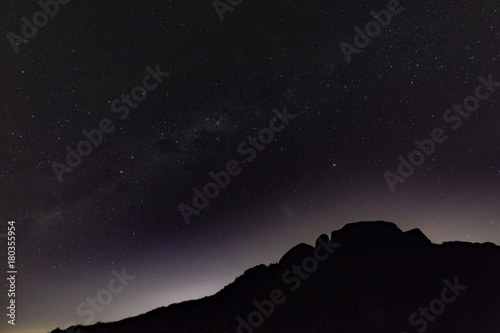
(0, 1, 499, 332)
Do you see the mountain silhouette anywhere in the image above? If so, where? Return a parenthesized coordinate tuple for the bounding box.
(50, 221, 500, 333)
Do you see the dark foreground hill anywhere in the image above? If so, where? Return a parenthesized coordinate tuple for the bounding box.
(51, 221, 500, 333)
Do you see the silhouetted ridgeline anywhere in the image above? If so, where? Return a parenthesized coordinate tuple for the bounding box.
(50, 221, 500, 333)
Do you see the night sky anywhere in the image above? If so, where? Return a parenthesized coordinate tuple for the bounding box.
(0, 1, 499, 332)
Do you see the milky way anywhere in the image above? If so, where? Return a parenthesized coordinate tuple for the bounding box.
(0, 1, 499, 332)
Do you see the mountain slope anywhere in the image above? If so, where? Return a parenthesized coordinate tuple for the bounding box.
(51, 221, 500, 333)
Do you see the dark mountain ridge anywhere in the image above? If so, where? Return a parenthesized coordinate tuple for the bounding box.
(50, 221, 500, 333)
